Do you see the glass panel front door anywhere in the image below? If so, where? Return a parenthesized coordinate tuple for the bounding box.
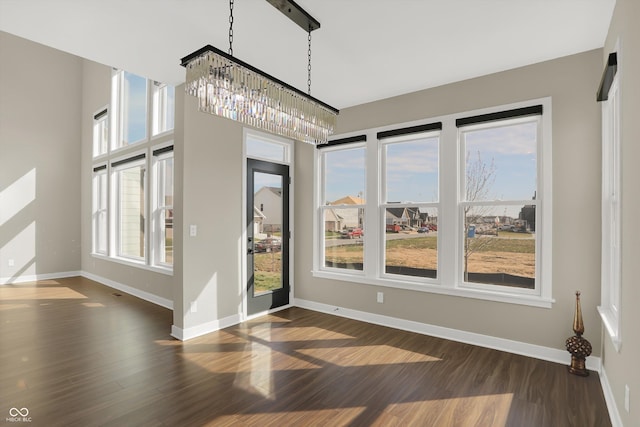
(247, 159, 289, 315)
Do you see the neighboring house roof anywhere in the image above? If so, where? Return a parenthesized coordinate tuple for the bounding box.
(330, 195, 365, 205)
(324, 208, 344, 222)
(386, 207, 407, 220)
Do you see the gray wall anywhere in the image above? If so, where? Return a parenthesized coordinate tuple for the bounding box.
(295, 49, 604, 355)
(179, 95, 244, 330)
(602, 0, 640, 424)
(0, 32, 82, 282)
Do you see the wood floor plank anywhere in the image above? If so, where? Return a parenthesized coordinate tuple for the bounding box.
(0, 277, 610, 426)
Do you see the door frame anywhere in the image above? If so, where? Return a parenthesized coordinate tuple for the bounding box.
(241, 129, 295, 320)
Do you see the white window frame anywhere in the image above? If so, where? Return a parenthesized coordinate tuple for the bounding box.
(151, 143, 174, 269)
(313, 98, 553, 308)
(598, 70, 622, 351)
(111, 152, 148, 263)
(111, 69, 149, 151)
(457, 116, 542, 297)
(92, 165, 108, 255)
(152, 81, 175, 137)
(317, 142, 367, 275)
(379, 131, 440, 283)
(93, 107, 109, 158)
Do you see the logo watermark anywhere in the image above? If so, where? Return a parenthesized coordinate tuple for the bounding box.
(6, 407, 31, 423)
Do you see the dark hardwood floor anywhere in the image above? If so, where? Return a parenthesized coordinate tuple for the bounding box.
(0, 277, 610, 426)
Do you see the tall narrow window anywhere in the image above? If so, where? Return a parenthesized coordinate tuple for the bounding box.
(113, 155, 146, 260)
(153, 146, 174, 267)
(112, 70, 148, 148)
(93, 108, 108, 157)
(92, 166, 108, 255)
(598, 68, 621, 349)
(152, 82, 175, 136)
(380, 128, 440, 279)
(320, 144, 366, 271)
(458, 114, 539, 291)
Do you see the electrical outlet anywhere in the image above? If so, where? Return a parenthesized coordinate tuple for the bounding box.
(189, 225, 197, 237)
(625, 385, 630, 413)
(190, 301, 198, 313)
(377, 292, 384, 303)
(8, 259, 15, 267)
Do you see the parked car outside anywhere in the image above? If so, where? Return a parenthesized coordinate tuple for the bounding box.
(417, 227, 429, 233)
(386, 224, 401, 233)
(255, 237, 282, 252)
(341, 228, 364, 239)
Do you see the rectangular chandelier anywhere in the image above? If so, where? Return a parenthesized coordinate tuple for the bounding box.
(181, 45, 339, 145)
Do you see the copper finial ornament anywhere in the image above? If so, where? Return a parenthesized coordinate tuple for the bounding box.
(566, 291, 592, 376)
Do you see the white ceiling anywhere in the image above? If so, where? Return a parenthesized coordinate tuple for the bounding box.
(0, 0, 615, 109)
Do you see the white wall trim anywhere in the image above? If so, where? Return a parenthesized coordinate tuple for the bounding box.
(599, 367, 623, 427)
(171, 313, 241, 341)
(80, 271, 173, 310)
(0, 270, 81, 285)
(294, 298, 601, 372)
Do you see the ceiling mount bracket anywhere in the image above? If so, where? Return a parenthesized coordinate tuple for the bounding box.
(265, 0, 321, 32)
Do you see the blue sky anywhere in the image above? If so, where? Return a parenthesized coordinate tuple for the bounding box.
(124, 72, 148, 144)
(324, 121, 537, 219)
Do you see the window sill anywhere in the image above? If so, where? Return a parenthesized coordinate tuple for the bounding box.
(311, 269, 554, 308)
(91, 253, 173, 276)
(597, 305, 621, 351)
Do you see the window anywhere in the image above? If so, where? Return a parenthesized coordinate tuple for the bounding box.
(93, 108, 108, 157)
(598, 56, 621, 349)
(152, 146, 174, 267)
(92, 165, 108, 255)
(113, 155, 147, 260)
(314, 100, 552, 307)
(381, 129, 440, 279)
(152, 82, 175, 136)
(91, 68, 174, 273)
(319, 143, 366, 271)
(458, 114, 539, 293)
(111, 70, 148, 148)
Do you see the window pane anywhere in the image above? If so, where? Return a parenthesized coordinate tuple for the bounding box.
(152, 83, 175, 135)
(93, 114, 108, 157)
(463, 121, 537, 202)
(384, 207, 437, 278)
(324, 147, 365, 204)
(253, 172, 284, 294)
(246, 136, 286, 162)
(385, 135, 438, 203)
(324, 207, 364, 270)
(123, 72, 148, 144)
(157, 157, 173, 265)
(92, 171, 108, 254)
(463, 204, 535, 288)
(119, 165, 145, 259)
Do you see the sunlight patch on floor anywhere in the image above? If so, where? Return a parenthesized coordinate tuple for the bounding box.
(0, 287, 88, 300)
(247, 326, 356, 342)
(209, 407, 367, 426)
(296, 345, 442, 366)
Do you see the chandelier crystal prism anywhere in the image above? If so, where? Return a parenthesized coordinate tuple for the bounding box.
(180, 0, 338, 145)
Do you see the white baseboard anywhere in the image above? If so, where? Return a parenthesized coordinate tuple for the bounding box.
(0, 270, 81, 285)
(599, 367, 623, 427)
(294, 298, 601, 372)
(171, 313, 241, 341)
(80, 271, 173, 310)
